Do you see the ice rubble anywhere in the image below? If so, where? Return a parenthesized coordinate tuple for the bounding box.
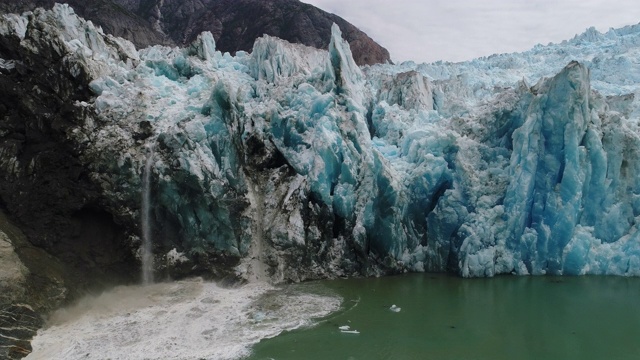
(3, 4, 640, 278)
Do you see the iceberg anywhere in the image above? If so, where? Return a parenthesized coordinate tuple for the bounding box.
(1, 4, 640, 281)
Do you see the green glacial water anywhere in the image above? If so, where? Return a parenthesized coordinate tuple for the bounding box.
(248, 274, 640, 360)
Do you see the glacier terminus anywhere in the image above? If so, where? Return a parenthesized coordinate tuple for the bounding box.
(1, 4, 640, 285)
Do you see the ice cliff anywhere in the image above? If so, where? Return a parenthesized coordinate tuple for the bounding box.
(2, 4, 640, 284)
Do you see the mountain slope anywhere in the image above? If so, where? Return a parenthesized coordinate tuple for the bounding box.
(149, 0, 391, 66)
(0, 0, 391, 65)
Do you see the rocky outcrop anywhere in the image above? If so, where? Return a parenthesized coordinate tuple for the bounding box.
(0, 0, 140, 314)
(0, 5, 139, 281)
(0, 221, 32, 358)
(0, 212, 64, 359)
(0, 0, 391, 66)
(0, 7, 142, 357)
(0, 304, 43, 359)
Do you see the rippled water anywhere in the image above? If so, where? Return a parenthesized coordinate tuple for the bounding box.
(25, 274, 640, 360)
(249, 274, 640, 360)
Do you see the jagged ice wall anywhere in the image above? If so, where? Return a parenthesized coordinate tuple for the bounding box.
(2, 5, 640, 282)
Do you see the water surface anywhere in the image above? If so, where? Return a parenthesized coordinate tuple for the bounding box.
(27, 278, 340, 360)
(249, 274, 640, 360)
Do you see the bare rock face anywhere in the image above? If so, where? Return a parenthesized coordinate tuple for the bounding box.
(0, 0, 391, 66)
(0, 212, 65, 359)
(0, 8, 140, 357)
(153, 0, 391, 66)
(0, 3, 140, 331)
(0, 7, 138, 285)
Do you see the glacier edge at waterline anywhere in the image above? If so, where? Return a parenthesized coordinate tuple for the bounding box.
(1, 4, 640, 282)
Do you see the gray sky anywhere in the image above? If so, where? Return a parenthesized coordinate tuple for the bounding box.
(302, 0, 640, 63)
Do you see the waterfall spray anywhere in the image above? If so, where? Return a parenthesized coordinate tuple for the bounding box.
(141, 144, 155, 285)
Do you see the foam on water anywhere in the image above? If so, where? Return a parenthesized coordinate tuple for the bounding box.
(26, 278, 341, 360)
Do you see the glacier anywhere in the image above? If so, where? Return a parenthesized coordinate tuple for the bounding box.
(2, 4, 640, 281)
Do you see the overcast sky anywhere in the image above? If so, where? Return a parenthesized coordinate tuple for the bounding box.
(302, 0, 640, 63)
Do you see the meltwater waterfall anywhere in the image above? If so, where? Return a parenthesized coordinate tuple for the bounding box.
(141, 144, 155, 285)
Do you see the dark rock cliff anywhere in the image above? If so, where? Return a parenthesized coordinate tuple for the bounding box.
(0, 8, 137, 285)
(0, 8, 139, 357)
(0, 0, 391, 66)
